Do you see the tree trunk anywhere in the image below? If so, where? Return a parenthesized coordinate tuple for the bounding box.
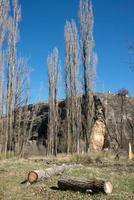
(58, 176, 113, 194)
(26, 164, 82, 184)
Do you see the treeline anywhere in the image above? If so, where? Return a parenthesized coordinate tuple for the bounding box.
(47, 0, 97, 156)
(0, 0, 97, 157)
(0, 0, 33, 157)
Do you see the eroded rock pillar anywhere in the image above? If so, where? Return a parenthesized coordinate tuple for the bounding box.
(89, 95, 106, 152)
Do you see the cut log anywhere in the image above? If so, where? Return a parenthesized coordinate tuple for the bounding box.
(58, 176, 113, 194)
(26, 164, 82, 184)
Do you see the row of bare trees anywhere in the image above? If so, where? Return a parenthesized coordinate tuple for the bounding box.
(47, 0, 97, 155)
(0, 0, 32, 157)
(0, 0, 97, 157)
(0, 0, 96, 157)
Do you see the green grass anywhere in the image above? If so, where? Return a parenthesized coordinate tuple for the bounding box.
(0, 155, 134, 200)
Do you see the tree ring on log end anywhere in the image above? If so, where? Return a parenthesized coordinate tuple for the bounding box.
(104, 181, 113, 194)
(28, 171, 38, 183)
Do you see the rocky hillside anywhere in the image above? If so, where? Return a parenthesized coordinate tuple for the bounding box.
(25, 93, 134, 155)
(99, 93, 134, 150)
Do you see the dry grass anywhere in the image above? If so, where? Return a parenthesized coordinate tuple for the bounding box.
(0, 154, 134, 200)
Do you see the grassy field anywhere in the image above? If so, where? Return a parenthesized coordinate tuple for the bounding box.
(0, 154, 134, 200)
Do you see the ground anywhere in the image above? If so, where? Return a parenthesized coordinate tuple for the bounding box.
(0, 154, 134, 200)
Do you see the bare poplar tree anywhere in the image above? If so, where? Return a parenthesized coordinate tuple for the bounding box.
(5, 0, 21, 155)
(0, 0, 10, 153)
(13, 58, 30, 156)
(0, 52, 4, 152)
(79, 0, 97, 151)
(64, 20, 82, 153)
(0, 53, 4, 117)
(64, 21, 71, 153)
(47, 48, 59, 156)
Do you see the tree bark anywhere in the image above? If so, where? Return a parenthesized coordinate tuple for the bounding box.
(26, 164, 82, 184)
(58, 176, 113, 194)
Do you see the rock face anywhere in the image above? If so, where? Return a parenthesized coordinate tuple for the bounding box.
(90, 120, 105, 151)
(23, 93, 134, 155)
(89, 95, 106, 152)
(98, 93, 134, 151)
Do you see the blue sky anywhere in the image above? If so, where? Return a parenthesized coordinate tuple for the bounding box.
(18, 0, 134, 103)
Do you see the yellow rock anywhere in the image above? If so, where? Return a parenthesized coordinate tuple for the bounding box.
(89, 120, 105, 151)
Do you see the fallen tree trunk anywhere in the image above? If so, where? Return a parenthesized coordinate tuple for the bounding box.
(58, 176, 113, 194)
(25, 164, 82, 184)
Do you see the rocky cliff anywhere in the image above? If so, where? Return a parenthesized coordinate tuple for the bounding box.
(25, 93, 134, 155)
